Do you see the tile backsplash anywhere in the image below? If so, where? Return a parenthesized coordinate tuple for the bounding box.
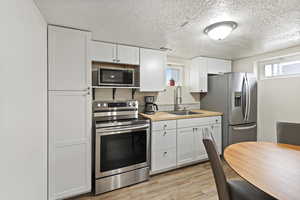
(94, 86, 200, 112)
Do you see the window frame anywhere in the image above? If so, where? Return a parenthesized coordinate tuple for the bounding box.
(258, 53, 300, 80)
(165, 64, 184, 86)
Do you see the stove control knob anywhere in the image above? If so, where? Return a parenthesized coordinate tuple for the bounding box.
(102, 103, 108, 107)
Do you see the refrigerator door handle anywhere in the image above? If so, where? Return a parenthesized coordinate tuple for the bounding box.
(246, 75, 251, 121)
(232, 124, 257, 131)
(241, 76, 247, 120)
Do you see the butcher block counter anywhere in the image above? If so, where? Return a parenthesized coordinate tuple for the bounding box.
(139, 109, 222, 121)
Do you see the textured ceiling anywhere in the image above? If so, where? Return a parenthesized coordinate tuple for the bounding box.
(34, 0, 300, 60)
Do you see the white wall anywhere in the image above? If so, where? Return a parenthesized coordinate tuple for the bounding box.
(233, 45, 300, 72)
(0, 0, 47, 200)
(233, 45, 300, 142)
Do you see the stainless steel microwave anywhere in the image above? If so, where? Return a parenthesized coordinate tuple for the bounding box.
(96, 66, 135, 86)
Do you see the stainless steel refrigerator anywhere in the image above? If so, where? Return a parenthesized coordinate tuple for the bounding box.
(201, 72, 257, 151)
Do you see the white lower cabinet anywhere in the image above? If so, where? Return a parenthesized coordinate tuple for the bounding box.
(49, 91, 91, 200)
(177, 128, 195, 165)
(151, 116, 222, 174)
(194, 127, 208, 161)
(211, 123, 222, 154)
(151, 121, 177, 173)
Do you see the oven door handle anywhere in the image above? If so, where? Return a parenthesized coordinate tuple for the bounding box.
(97, 124, 150, 136)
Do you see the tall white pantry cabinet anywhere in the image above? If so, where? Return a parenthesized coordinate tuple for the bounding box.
(48, 25, 92, 200)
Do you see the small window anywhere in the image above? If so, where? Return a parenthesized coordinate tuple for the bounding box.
(260, 54, 300, 79)
(166, 65, 184, 86)
(264, 62, 300, 78)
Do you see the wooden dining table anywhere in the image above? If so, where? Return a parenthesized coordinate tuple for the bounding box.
(224, 142, 300, 200)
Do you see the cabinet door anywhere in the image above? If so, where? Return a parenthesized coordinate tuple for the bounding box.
(211, 124, 222, 154)
(117, 45, 139, 65)
(140, 48, 166, 91)
(48, 26, 91, 91)
(189, 57, 208, 92)
(194, 127, 208, 161)
(177, 128, 195, 165)
(207, 58, 232, 74)
(90, 41, 117, 63)
(49, 91, 91, 200)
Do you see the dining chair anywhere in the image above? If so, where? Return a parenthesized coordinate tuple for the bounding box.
(202, 129, 276, 200)
(277, 122, 300, 146)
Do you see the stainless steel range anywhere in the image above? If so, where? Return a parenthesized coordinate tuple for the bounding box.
(93, 100, 150, 195)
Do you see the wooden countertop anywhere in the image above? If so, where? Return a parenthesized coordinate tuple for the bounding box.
(139, 110, 222, 121)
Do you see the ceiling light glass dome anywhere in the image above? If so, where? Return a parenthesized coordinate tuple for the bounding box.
(204, 21, 238, 40)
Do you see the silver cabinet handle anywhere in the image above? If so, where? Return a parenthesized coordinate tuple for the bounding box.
(163, 131, 167, 136)
(232, 124, 256, 131)
(163, 151, 168, 156)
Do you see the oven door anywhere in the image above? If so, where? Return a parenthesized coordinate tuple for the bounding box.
(99, 68, 134, 86)
(95, 124, 150, 178)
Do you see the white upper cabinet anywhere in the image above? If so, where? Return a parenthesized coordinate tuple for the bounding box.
(117, 44, 139, 65)
(48, 26, 91, 91)
(90, 41, 140, 65)
(188, 57, 232, 93)
(207, 57, 232, 74)
(140, 48, 166, 92)
(90, 41, 117, 63)
(189, 57, 208, 93)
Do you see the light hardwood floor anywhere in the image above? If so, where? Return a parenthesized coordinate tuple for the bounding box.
(71, 161, 239, 200)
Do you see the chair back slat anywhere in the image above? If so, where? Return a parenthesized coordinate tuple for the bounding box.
(277, 122, 300, 146)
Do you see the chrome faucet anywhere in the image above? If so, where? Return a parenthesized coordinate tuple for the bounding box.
(174, 86, 184, 111)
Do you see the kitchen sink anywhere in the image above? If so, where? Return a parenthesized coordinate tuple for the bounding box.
(167, 110, 202, 115)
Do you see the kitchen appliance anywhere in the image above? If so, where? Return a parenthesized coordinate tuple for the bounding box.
(201, 73, 257, 151)
(144, 96, 158, 114)
(96, 66, 135, 86)
(93, 100, 150, 195)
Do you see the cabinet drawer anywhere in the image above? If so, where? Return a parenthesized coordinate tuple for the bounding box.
(152, 130, 176, 150)
(152, 120, 176, 131)
(177, 116, 222, 128)
(151, 148, 176, 172)
(177, 118, 206, 128)
(208, 116, 222, 124)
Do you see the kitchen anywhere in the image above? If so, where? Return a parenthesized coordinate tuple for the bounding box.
(2, 1, 300, 200)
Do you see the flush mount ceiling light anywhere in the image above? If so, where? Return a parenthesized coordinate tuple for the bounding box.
(204, 21, 238, 40)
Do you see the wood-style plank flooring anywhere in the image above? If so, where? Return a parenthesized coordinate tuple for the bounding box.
(71, 161, 239, 200)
